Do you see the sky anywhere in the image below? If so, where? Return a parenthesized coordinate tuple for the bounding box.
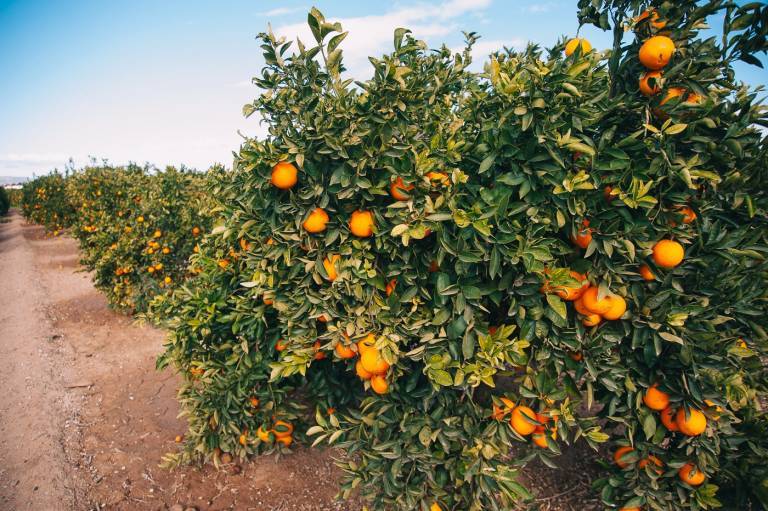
(0, 0, 766, 178)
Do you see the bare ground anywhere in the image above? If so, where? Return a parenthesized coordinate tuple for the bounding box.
(0, 211, 605, 511)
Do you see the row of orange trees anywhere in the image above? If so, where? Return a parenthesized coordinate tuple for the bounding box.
(21, 163, 218, 313)
(21, 1, 768, 509)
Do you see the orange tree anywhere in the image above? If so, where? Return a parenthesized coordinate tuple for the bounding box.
(156, 3, 763, 510)
(21, 170, 76, 232)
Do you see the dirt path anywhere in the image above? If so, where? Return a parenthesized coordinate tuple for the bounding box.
(0, 211, 358, 511)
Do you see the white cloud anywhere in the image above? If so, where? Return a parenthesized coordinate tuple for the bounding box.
(522, 3, 556, 14)
(273, 0, 495, 79)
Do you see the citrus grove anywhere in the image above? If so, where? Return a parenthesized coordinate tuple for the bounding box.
(19, 1, 768, 510)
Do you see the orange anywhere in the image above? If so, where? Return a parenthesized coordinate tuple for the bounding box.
(582, 314, 602, 327)
(614, 446, 635, 468)
(491, 397, 516, 420)
(636, 9, 667, 29)
(643, 384, 670, 410)
(564, 38, 592, 56)
(385, 279, 396, 297)
(162, 247, 171, 254)
(355, 359, 373, 380)
(334, 342, 356, 359)
(509, 406, 537, 436)
(313, 340, 326, 360)
(272, 420, 294, 438)
(164, 276, 172, 285)
(303, 208, 329, 233)
(660, 406, 679, 431)
(390, 177, 414, 201)
(676, 206, 697, 224)
(249, 397, 260, 407)
(619, 507, 642, 511)
(581, 287, 612, 315)
(573, 297, 591, 315)
(323, 254, 340, 281)
(349, 210, 375, 237)
(638, 35, 675, 70)
(257, 426, 272, 442)
(277, 435, 293, 446)
(532, 431, 548, 448)
(426, 171, 450, 187)
(357, 333, 377, 354)
(370, 375, 389, 394)
(602, 295, 627, 320)
(148, 266, 155, 274)
(218, 259, 230, 269)
(659, 86, 686, 106)
(239, 433, 248, 445)
(270, 161, 298, 189)
(568, 351, 583, 362)
(639, 264, 655, 281)
(678, 463, 706, 486)
(275, 339, 287, 351)
(685, 92, 703, 104)
(639, 71, 663, 96)
(553, 271, 589, 301)
(652, 239, 684, 268)
(676, 408, 707, 436)
(360, 349, 390, 375)
(639, 455, 664, 474)
(428, 260, 440, 273)
(174, 435, 183, 443)
(192, 226, 200, 236)
(430, 504, 442, 511)
(155, 263, 163, 270)
(239, 238, 250, 251)
(317, 314, 329, 323)
(570, 220, 592, 249)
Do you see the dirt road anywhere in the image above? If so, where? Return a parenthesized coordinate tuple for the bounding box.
(0, 211, 357, 511)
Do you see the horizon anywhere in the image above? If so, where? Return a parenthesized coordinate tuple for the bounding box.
(1, 0, 766, 178)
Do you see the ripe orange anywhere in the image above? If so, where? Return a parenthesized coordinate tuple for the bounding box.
(636, 9, 667, 29)
(426, 171, 450, 187)
(678, 463, 706, 486)
(218, 259, 230, 269)
(639, 71, 663, 96)
(564, 38, 592, 56)
(532, 431, 548, 448)
(257, 426, 272, 442)
(303, 208, 329, 233)
(239, 433, 248, 445)
(323, 254, 340, 281)
(568, 351, 583, 362)
(685, 92, 703, 104)
(360, 349, 390, 375)
(614, 446, 635, 468)
(571, 220, 592, 249)
(619, 507, 642, 511)
(370, 375, 389, 394)
(552, 271, 589, 301)
(582, 314, 602, 327)
(334, 342, 356, 359)
(643, 384, 670, 410)
(164, 276, 172, 285)
(313, 340, 326, 360)
(154, 229, 162, 238)
(349, 210, 374, 237)
(192, 226, 200, 236)
(275, 339, 287, 351)
(573, 297, 591, 315)
(385, 279, 397, 297)
(491, 397, 516, 420)
(357, 333, 377, 354)
(652, 239, 684, 268)
(162, 247, 171, 254)
(239, 238, 250, 251)
(271, 161, 298, 189)
(639, 455, 664, 474)
(390, 177, 414, 201)
(174, 434, 183, 443)
(660, 406, 679, 431)
(430, 503, 442, 511)
(272, 420, 294, 439)
(355, 359, 373, 380)
(638, 35, 675, 70)
(659, 86, 686, 106)
(676, 206, 697, 224)
(277, 435, 293, 446)
(639, 264, 655, 281)
(581, 287, 612, 315)
(148, 266, 155, 274)
(249, 397, 260, 407)
(676, 408, 707, 436)
(602, 295, 627, 320)
(509, 406, 537, 436)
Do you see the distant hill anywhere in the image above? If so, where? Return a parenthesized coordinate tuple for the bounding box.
(0, 176, 29, 187)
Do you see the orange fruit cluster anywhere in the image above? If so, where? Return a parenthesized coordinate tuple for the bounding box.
(574, 286, 627, 326)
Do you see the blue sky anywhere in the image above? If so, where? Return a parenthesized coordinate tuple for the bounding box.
(0, 0, 765, 177)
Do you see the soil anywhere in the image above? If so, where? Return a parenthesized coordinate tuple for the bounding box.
(0, 211, 604, 511)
